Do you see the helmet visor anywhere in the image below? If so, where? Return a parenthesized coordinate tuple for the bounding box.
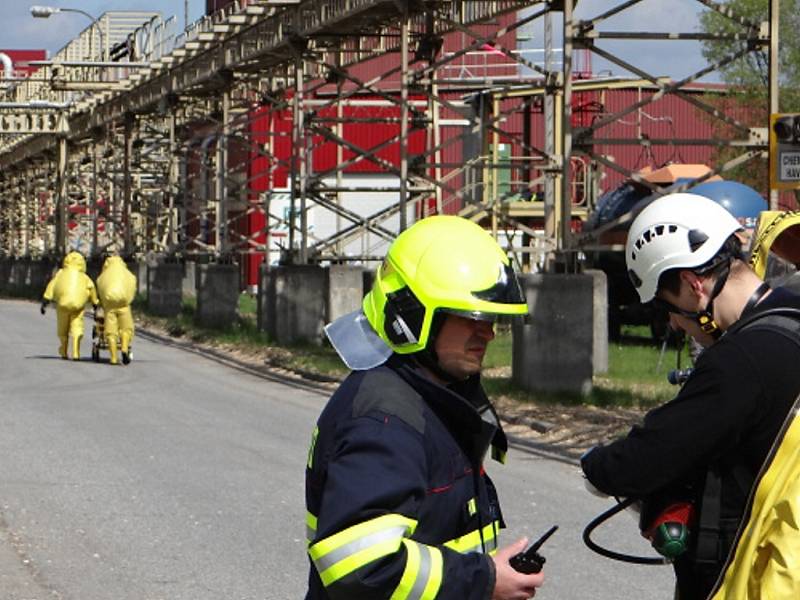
(471, 263, 526, 305)
(438, 308, 499, 323)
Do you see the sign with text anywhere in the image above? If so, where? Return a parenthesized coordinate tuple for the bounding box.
(770, 113, 800, 190)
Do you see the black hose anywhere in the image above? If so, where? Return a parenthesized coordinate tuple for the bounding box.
(583, 498, 669, 565)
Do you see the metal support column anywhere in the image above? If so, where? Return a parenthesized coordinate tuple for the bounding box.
(491, 96, 500, 237)
(399, 13, 410, 231)
(56, 136, 68, 256)
(23, 172, 32, 255)
(768, 0, 780, 210)
(560, 0, 575, 267)
(429, 65, 442, 215)
(216, 89, 230, 257)
(543, 9, 560, 267)
(289, 58, 305, 263)
(335, 52, 345, 255)
(123, 115, 134, 256)
(91, 142, 99, 256)
(168, 111, 179, 249)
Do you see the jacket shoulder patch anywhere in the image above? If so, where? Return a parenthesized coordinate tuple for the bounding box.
(352, 370, 426, 434)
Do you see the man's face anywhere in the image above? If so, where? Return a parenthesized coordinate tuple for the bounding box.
(657, 273, 716, 348)
(433, 314, 495, 380)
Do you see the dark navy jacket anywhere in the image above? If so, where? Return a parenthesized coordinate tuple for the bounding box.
(305, 354, 508, 600)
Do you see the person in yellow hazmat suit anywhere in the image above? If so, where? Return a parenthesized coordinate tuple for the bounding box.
(41, 251, 99, 360)
(96, 255, 137, 365)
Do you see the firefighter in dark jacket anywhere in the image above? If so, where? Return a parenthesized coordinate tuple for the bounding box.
(306, 215, 545, 600)
(581, 193, 800, 600)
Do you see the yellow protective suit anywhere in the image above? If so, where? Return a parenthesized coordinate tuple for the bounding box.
(749, 210, 800, 279)
(42, 252, 99, 360)
(709, 395, 800, 599)
(96, 256, 137, 365)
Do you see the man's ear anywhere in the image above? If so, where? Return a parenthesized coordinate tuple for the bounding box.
(679, 270, 706, 297)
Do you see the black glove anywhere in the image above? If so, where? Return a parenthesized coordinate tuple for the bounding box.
(40, 301, 47, 315)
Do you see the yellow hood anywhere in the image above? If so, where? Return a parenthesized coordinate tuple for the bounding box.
(102, 255, 126, 272)
(63, 251, 87, 272)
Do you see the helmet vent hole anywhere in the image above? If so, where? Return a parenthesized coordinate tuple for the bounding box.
(669, 225, 678, 233)
(688, 229, 709, 252)
(655, 225, 664, 236)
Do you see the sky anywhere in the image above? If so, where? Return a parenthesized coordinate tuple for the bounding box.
(1, 1, 206, 56)
(520, 0, 716, 83)
(1, 0, 716, 81)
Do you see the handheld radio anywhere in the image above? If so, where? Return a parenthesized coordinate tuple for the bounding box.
(509, 525, 558, 574)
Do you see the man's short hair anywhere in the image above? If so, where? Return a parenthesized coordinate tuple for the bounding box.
(655, 233, 743, 299)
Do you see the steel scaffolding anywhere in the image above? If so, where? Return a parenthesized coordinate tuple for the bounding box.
(0, 0, 777, 276)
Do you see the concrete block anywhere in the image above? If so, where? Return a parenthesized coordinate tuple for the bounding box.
(258, 264, 367, 344)
(0, 259, 10, 293)
(257, 263, 271, 333)
(147, 262, 183, 317)
(182, 261, 197, 297)
(28, 260, 55, 297)
(8, 259, 24, 294)
(195, 263, 240, 328)
(125, 260, 147, 297)
(268, 265, 328, 344)
(512, 272, 606, 394)
(587, 269, 609, 374)
(328, 265, 364, 323)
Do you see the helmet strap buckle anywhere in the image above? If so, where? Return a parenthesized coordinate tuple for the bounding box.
(696, 312, 720, 337)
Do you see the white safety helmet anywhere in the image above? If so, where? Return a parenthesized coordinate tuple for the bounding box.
(626, 193, 743, 303)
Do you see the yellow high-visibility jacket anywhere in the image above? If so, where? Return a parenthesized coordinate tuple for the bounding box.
(709, 392, 800, 599)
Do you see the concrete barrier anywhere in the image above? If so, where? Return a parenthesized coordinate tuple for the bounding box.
(259, 264, 364, 345)
(125, 260, 148, 298)
(328, 265, 365, 323)
(588, 269, 609, 374)
(182, 261, 197, 297)
(147, 262, 183, 317)
(28, 259, 55, 297)
(0, 259, 10, 293)
(195, 263, 240, 328)
(512, 272, 608, 394)
(8, 259, 25, 295)
(0, 257, 54, 298)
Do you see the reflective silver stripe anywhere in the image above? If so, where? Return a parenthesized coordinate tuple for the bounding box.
(313, 524, 408, 574)
(406, 542, 432, 600)
(306, 512, 318, 544)
(444, 521, 499, 554)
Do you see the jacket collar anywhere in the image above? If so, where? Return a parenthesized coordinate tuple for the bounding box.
(387, 354, 508, 465)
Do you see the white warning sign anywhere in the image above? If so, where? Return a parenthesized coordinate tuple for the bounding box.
(771, 114, 800, 190)
(780, 152, 800, 181)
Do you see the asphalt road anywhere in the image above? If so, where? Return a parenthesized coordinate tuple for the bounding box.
(0, 298, 674, 599)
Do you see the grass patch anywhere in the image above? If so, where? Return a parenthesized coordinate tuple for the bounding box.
(135, 297, 681, 409)
(482, 325, 679, 408)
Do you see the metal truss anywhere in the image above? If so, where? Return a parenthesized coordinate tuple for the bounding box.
(0, 0, 779, 277)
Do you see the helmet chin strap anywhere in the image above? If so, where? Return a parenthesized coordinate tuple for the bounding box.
(684, 261, 733, 340)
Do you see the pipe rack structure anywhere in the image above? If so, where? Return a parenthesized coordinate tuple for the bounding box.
(0, 0, 775, 278)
